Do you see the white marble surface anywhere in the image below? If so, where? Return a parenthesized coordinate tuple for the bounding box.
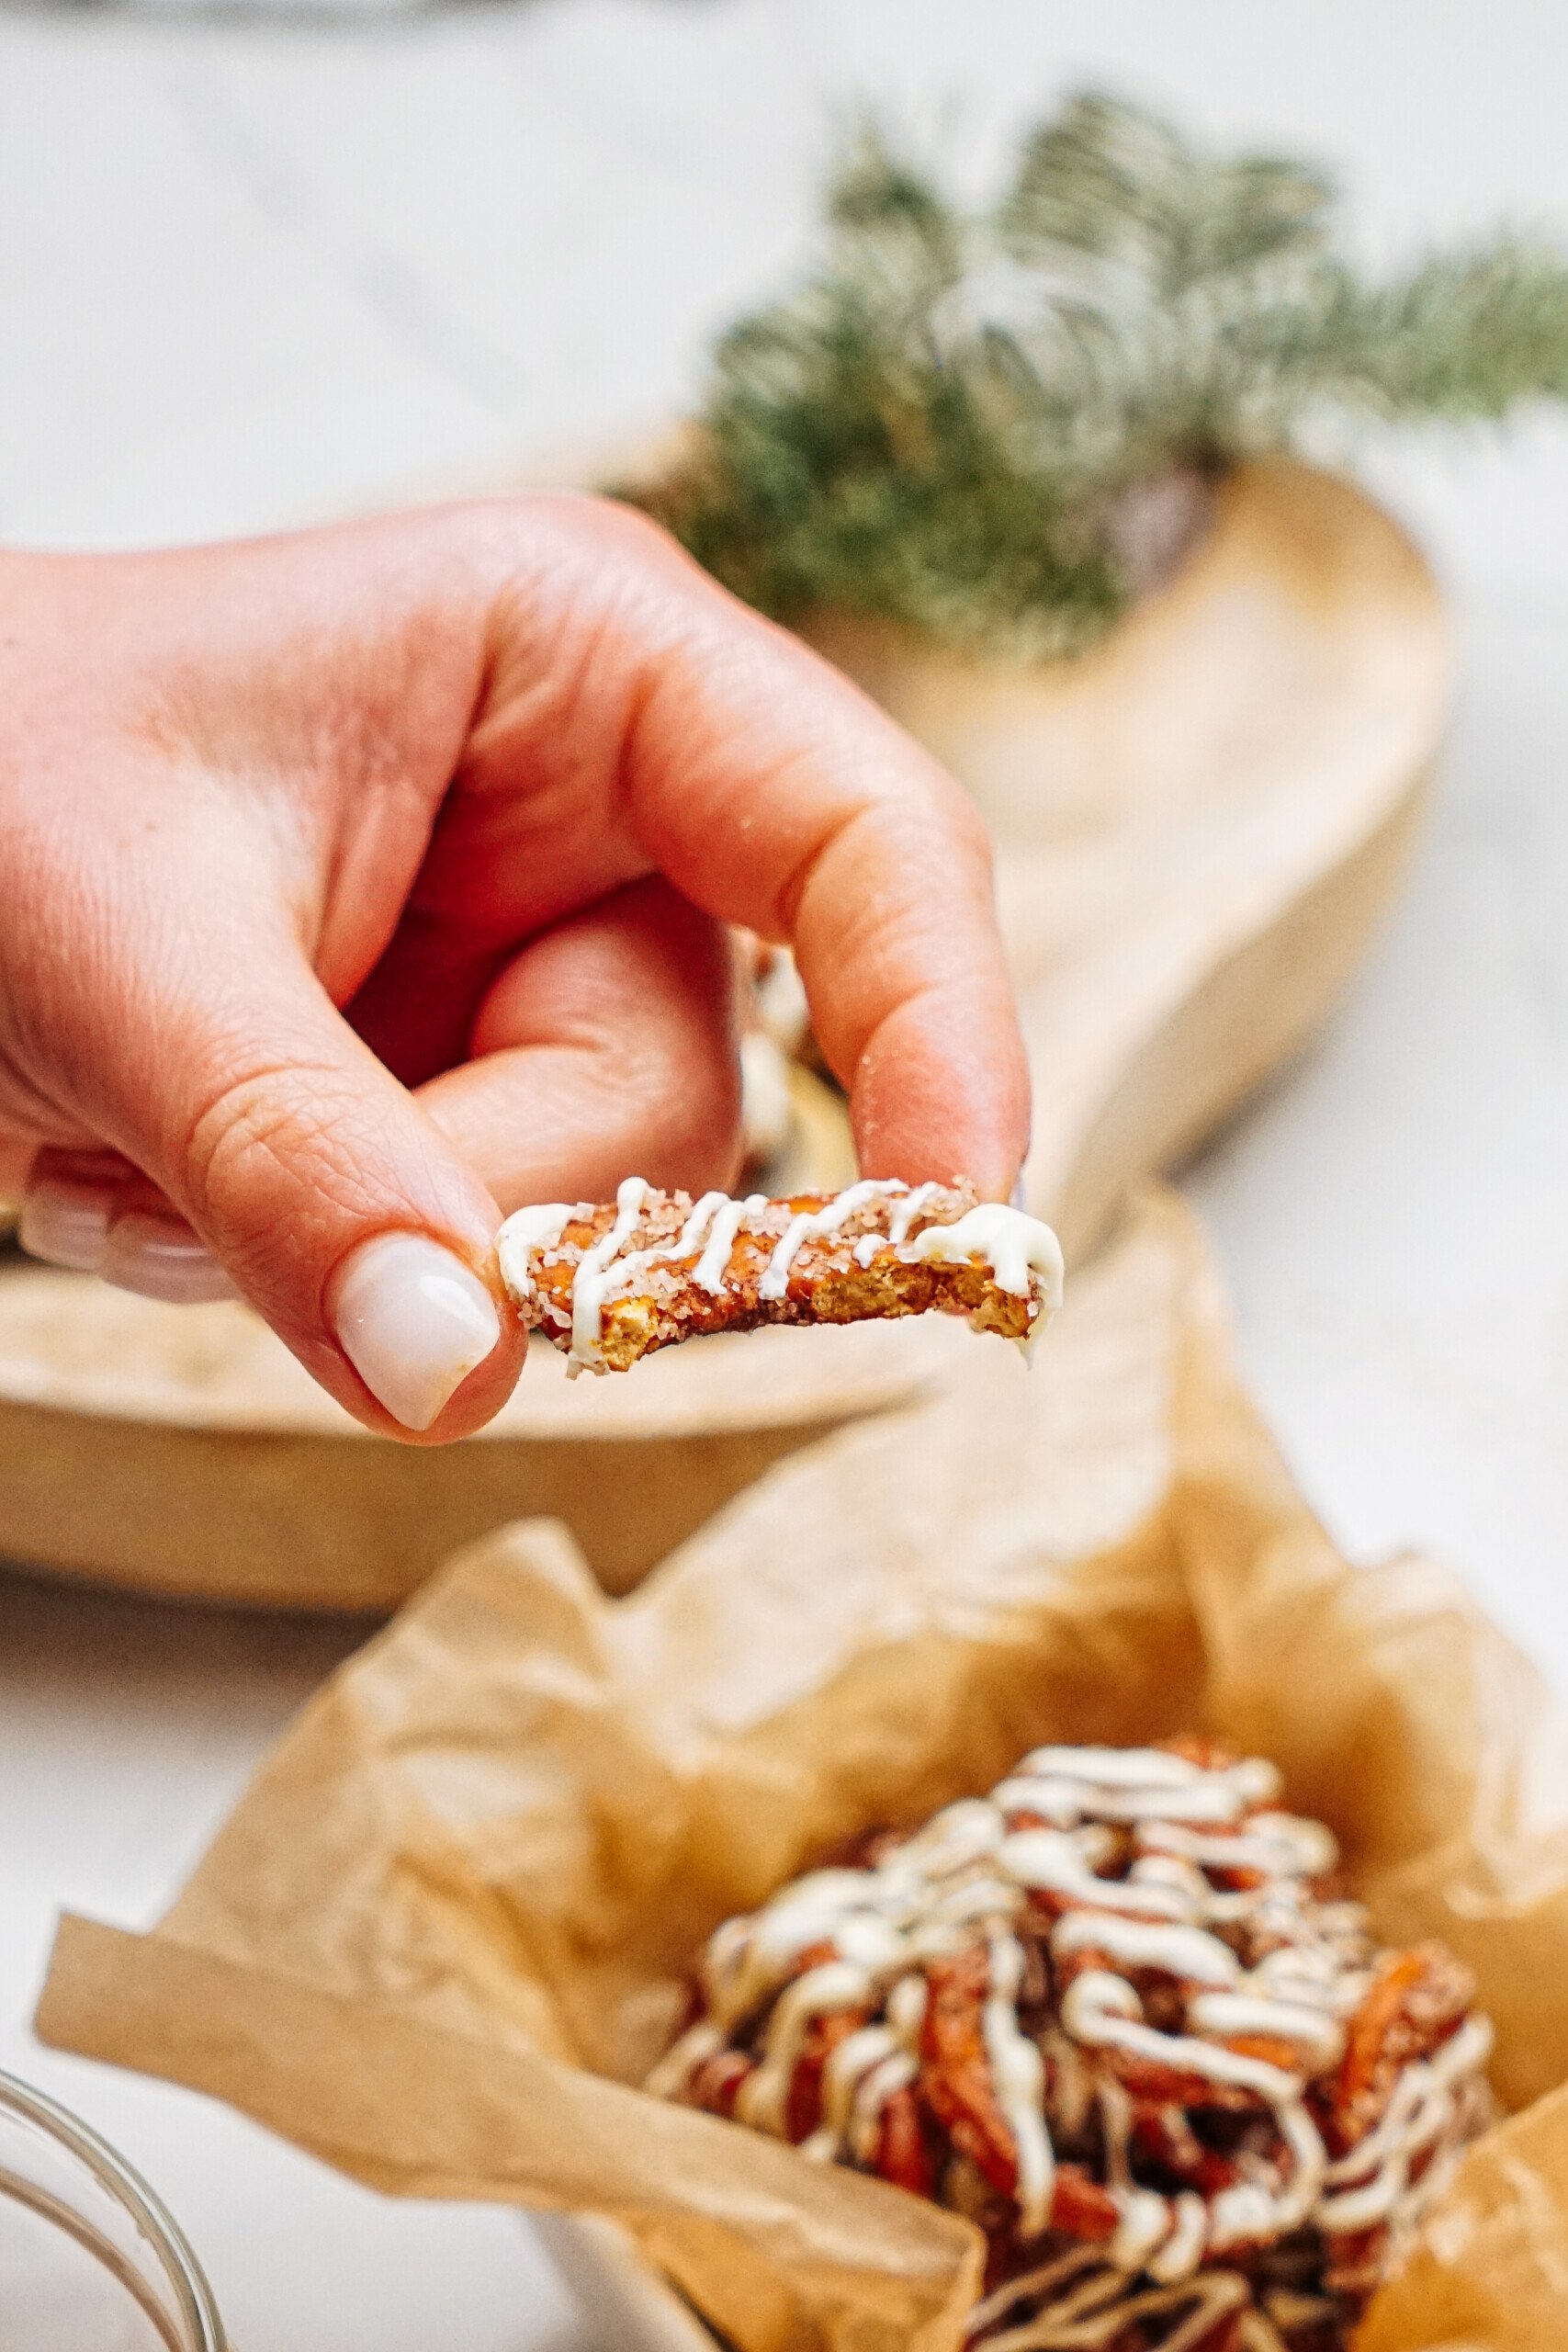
(3, 5, 1568, 2347)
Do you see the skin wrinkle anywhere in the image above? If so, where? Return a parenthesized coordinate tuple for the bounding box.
(793, 813, 1000, 1094)
(313, 763, 448, 1008)
(349, 912, 518, 1094)
(425, 876, 742, 1207)
(420, 616, 645, 938)
(464, 571, 595, 790)
(755, 768, 870, 950)
(618, 583, 996, 933)
(464, 510, 655, 775)
(626, 677, 837, 919)
(412, 763, 637, 943)
(429, 1036, 742, 1204)
(2, 848, 191, 1146)
(602, 532, 840, 829)
(179, 1057, 392, 1243)
(138, 615, 474, 998)
(469, 955, 717, 1072)
(161, 965, 499, 1283)
(412, 533, 762, 956)
(852, 980, 1009, 1178)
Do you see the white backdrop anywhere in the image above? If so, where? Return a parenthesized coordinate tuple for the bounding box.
(2, 6, 1566, 2347)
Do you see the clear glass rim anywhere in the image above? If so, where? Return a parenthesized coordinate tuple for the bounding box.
(0, 2064, 227, 2352)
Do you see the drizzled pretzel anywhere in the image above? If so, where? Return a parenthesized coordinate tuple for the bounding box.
(968, 2250, 1257, 2352)
(647, 1742, 1494, 2352)
(497, 1178, 1064, 1374)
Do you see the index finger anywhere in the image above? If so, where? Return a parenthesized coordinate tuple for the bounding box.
(483, 498, 1031, 1199)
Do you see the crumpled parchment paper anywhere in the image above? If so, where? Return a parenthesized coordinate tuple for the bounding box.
(35, 1189, 1568, 2352)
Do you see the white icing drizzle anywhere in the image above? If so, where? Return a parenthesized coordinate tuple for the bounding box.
(846, 2049, 919, 2165)
(994, 1748, 1280, 1831)
(1136, 1811, 1338, 1880)
(579, 1182, 756, 1365)
(819, 2024, 902, 2142)
(1052, 1912, 1240, 1987)
(983, 1929, 1054, 2234)
(1316, 2013, 1494, 2233)
(1043, 2029, 1095, 2140)
(1061, 1977, 1302, 2103)
(570, 1176, 652, 1366)
(494, 1203, 578, 1303)
(1187, 1991, 1345, 2069)
(855, 1180, 944, 1266)
(1097, 2075, 1135, 2192)
(1146, 2191, 1208, 2284)
(694, 1192, 768, 1294)
(495, 1177, 1065, 1371)
(705, 1869, 906, 2031)
(886, 1971, 930, 2048)
(734, 1958, 873, 2133)
(649, 1744, 1493, 2295)
(642, 2018, 722, 2102)
(1024, 1747, 1214, 1791)
(1111, 2188, 1172, 2272)
(998, 1828, 1192, 1919)
(654, 1191, 729, 1269)
(759, 1179, 906, 1301)
(897, 1796, 1009, 1878)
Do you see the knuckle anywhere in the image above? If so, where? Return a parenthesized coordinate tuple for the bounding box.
(466, 490, 690, 598)
(624, 1030, 742, 1189)
(644, 1028, 742, 1161)
(581, 493, 686, 566)
(179, 1058, 378, 1260)
(898, 759, 996, 870)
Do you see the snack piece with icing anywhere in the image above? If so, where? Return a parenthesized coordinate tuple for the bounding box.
(496, 1178, 1064, 1375)
(646, 1741, 1495, 2352)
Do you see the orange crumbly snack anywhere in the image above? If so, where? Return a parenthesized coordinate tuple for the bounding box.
(497, 1178, 1064, 1375)
(646, 1742, 1495, 2352)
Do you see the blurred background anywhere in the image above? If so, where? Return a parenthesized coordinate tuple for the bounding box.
(3, 5, 1567, 2348)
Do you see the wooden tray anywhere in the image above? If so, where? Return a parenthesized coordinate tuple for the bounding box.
(0, 1268, 963, 1610)
(0, 455, 1447, 1611)
(797, 458, 1448, 1257)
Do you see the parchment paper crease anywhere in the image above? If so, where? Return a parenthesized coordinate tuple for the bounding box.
(35, 1189, 1568, 2350)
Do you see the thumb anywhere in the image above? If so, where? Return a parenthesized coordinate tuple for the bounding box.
(71, 930, 524, 1441)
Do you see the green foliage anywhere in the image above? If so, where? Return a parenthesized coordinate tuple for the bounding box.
(625, 93, 1568, 656)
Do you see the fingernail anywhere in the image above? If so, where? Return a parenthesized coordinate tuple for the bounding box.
(101, 1212, 237, 1304)
(333, 1232, 501, 1432)
(1010, 1172, 1028, 1213)
(19, 1177, 113, 1272)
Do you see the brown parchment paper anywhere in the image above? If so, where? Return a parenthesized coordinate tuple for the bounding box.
(34, 1187, 1568, 2351)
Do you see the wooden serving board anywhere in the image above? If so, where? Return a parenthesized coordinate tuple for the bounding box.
(0, 455, 1447, 1611)
(799, 458, 1449, 1258)
(0, 1267, 964, 1611)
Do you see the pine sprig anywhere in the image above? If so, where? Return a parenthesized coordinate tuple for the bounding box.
(626, 94, 1568, 656)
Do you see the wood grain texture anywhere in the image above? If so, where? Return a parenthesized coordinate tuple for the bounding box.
(0, 458, 1447, 1611)
(0, 1279, 962, 1608)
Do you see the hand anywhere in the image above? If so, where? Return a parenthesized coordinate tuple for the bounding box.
(1, 497, 1029, 1440)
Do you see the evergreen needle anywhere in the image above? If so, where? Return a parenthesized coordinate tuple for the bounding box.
(622, 93, 1568, 657)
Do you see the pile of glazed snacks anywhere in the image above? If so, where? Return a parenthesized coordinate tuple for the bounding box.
(648, 1744, 1494, 2352)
